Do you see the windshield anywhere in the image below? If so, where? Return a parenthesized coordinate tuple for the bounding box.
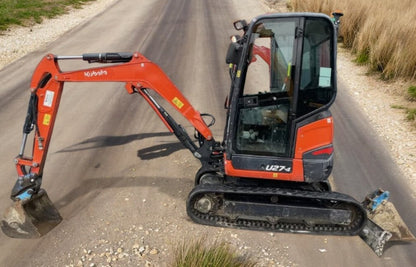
(244, 19, 297, 95)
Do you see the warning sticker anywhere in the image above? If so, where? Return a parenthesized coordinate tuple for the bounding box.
(172, 97, 184, 109)
(43, 114, 51, 126)
(43, 90, 54, 107)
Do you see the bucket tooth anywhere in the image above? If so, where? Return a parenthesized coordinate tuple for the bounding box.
(1, 190, 62, 238)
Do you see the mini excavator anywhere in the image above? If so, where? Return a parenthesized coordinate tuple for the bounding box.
(1, 12, 414, 256)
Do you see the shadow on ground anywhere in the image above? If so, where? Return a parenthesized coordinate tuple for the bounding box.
(57, 132, 173, 152)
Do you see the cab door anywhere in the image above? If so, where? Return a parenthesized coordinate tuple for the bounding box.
(225, 14, 336, 182)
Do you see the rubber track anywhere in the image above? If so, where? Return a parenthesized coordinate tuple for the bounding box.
(187, 184, 367, 236)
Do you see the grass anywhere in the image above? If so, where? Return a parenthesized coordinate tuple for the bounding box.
(408, 86, 416, 101)
(355, 50, 369, 65)
(172, 239, 256, 267)
(0, 0, 95, 31)
(391, 105, 416, 122)
(290, 0, 416, 81)
(407, 108, 416, 121)
(391, 104, 406, 110)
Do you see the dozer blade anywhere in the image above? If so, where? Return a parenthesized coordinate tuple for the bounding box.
(368, 201, 415, 241)
(359, 219, 393, 257)
(360, 189, 415, 256)
(1, 189, 62, 238)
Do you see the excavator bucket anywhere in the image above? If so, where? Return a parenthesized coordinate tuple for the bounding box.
(1, 190, 62, 238)
(359, 189, 415, 256)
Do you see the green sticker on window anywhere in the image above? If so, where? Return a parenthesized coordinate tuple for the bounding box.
(319, 67, 331, 87)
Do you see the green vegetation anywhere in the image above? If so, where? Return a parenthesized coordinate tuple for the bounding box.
(391, 104, 406, 110)
(408, 85, 416, 101)
(0, 0, 95, 31)
(407, 108, 416, 121)
(391, 105, 416, 122)
(172, 239, 256, 267)
(355, 50, 369, 65)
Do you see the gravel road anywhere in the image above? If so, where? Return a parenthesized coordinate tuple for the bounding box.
(0, 0, 415, 266)
(0, 0, 118, 70)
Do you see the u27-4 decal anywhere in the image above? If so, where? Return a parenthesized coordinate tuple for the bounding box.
(265, 165, 291, 173)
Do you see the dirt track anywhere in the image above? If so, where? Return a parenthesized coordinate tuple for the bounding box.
(0, 0, 415, 266)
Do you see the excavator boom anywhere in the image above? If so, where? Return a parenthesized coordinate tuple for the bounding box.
(15, 52, 215, 178)
(2, 52, 218, 238)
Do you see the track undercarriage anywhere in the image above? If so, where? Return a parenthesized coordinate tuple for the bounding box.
(187, 182, 367, 236)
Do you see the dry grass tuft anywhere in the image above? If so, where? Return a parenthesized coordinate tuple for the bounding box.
(290, 0, 416, 80)
(172, 238, 256, 267)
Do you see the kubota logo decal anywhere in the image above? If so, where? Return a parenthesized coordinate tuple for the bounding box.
(84, 69, 108, 77)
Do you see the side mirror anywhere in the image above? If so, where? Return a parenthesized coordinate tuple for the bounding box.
(332, 10, 344, 23)
(331, 10, 344, 38)
(233, 20, 248, 31)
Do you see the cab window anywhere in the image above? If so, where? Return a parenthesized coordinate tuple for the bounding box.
(298, 18, 334, 117)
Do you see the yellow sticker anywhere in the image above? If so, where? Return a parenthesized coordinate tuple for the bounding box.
(236, 70, 241, 78)
(273, 173, 278, 178)
(287, 62, 292, 77)
(172, 97, 184, 109)
(43, 114, 51, 126)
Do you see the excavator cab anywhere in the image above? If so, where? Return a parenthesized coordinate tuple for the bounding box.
(225, 13, 336, 184)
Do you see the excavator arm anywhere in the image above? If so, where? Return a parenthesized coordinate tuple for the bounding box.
(2, 52, 219, 238)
